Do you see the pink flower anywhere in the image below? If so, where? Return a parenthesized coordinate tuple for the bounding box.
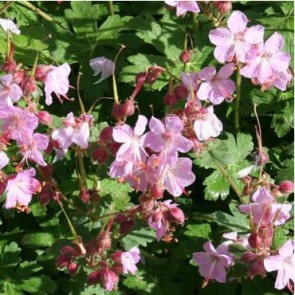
(161, 155, 196, 197)
(165, 1, 200, 16)
(197, 63, 236, 104)
(112, 115, 148, 163)
(18, 133, 49, 166)
(239, 187, 292, 226)
(144, 115, 192, 156)
(121, 247, 141, 275)
(193, 106, 223, 141)
(0, 151, 9, 169)
(264, 240, 294, 290)
(181, 72, 199, 100)
(148, 200, 185, 240)
(90, 57, 114, 84)
(0, 18, 20, 35)
(0, 74, 23, 106)
(52, 112, 90, 153)
(0, 106, 39, 142)
(43, 63, 71, 105)
(101, 265, 119, 291)
(240, 32, 291, 86)
(5, 168, 41, 209)
(193, 241, 234, 285)
(209, 11, 264, 63)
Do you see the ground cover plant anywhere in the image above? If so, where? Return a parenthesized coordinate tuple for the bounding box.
(0, 1, 294, 294)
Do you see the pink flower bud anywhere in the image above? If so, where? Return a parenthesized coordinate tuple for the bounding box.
(87, 270, 101, 285)
(111, 251, 123, 263)
(145, 66, 165, 84)
(37, 111, 52, 125)
(92, 147, 108, 164)
(248, 232, 262, 249)
(256, 150, 269, 166)
(112, 103, 124, 121)
(248, 257, 266, 278)
(214, 1, 232, 13)
(22, 76, 37, 95)
(112, 263, 123, 275)
(35, 65, 50, 81)
(169, 207, 185, 224)
(55, 255, 70, 268)
(38, 185, 52, 206)
(99, 126, 113, 142)
(67, 262, 79, 276)
(174, 84, 188, 100)
(2, 59, 17, 73)
(109, 142, 121, 156)
(179, 50, 191, 64)
(163, 92, 177, 105)
(97, 231, 112, 253)
(150, 184, 164, 199)
(38, 165, 53, 180)
(121, 99, 135, 118)
(61, 245, 76, 256)
(279, 181, 294, 195)
(241, 252, 257, 263)
(79, 188, 91, 203)
(13, 70, 25, 84)
(0, 177, 7, 196)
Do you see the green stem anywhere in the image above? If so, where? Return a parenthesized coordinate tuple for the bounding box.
(235, 64, 242, 132)
(165, 69, 181, 82)
(192, 13, 199, 33)
(17, 1, 68, 30)
(107, 1, 114, 16)
(0, 1, 14, 15)
(209, 151, 245, 203)
(77, 152, 87, 189)
(77, 72, 86, 114)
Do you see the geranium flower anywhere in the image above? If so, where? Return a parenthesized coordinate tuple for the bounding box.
(209, 11, 264, 63)
(144, 115, 192, 156)
(193, 241, 234, 285)
(121, 247, 141, 275)
(193, 106, 223, 141)
(165, 1, 200, 16)
(264, 240, 294, 290)
(43, 63, 71, 105)
(0, 18, 20, 35)
(197, 63, 236, 104)
(240, 32, 291, 85)
(0, 74, 23, 106)
(5, 168, 41, 209)
(0, 151, 9, 169)
(90, 56, 114, 84)
(239, 187, 292, 226)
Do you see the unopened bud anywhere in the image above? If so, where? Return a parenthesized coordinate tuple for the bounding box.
(2, 59, 17, 72)
(92, 147, 108, 164)
(97, 231, 112, 253)
(135, 72, 146, 85)
(87, 270, 101, 285)
(37, 111, 52, 125)
(214, 1, 232, 13)
(67, 262, 79, 276)
(279, 181, 294, 195)
(174, 84, 188, 100)
(22, 76, 36, 95)
(179, 50, 191, 64)
(145, 66, 165, 85)
(163, 92, 177, 106)
(80, 188, 91, 203)
(121, 99, 135, 117)
(112, 102, 124, 121)
(99, 126, 113, 142)
(169, 207, 185, 224)
(150, 184, 164, 199)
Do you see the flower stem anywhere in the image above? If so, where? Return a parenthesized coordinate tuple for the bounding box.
(192, 12, 198, 33)
(107, 1, 114, 16)
(77, 72, 86, 114)
(209, 151, 245, 203)
(77, 151, 87, 189)
(235, 64, 242, 132)
(0, 1, 14, 15)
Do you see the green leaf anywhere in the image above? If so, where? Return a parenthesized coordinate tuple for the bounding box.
(16, 276, 57, 294)
(0, 242, 21, 277)
(184, 223, 212, 239)
(123, 270, 154, 293)
(22, 233, 56, 248)
(272, 228, 289, 250)
(203, 170, 230, 201)
(122, 227, 156, 249)
(276, 159, 294, 182)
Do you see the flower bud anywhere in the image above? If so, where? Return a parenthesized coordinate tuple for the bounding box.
(163, 92, 177, 106)
(99, 126, 113, 142)
(169, 207, 185, 224)
(279, 181, 294, 195)
(145, 66, 165, 85)
(38, 185, 52, 206)
(61, 245, 76, 256)
(150, 184, 164, 199)
(92, 147, 108, 164)
(35, 65, 50, 81)
(2, 59, 17, 73)
(240, 252, 257, 263)
(38, 165, 53, 180)
(112, 103, 124, 121)
(109, 142, 121, 156)
(112, 263, 123, 275)
(13, 70, 25, 84)
(179, 50, 191, 64)
(67, 262, 79, 276)
(248, 232, 262, 249)
(214, 1, 232, 13)
(37, 111, 52, 125)
(56, 255, 70, 268)
(111, 251, 122, 263)
(80, 188, 91, 203)
(248, 257, 266, 278)
(22, 76, 36, 95)
(256, 150, 269, 166)
(121, 99, 135, 118)
(97, 231, 112, 253)
(174, 84, 188, 100)
(87, 270, 101, 285)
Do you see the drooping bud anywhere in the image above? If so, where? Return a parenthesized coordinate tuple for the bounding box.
(145, 65, 165, 85)
(279, 181, 294, 195)
(99, 126, 113, 142)
(37, 111, 52, 125)
(214, 1, 232, 13)
(80, 188, 91, 203)
(174, 84, 188, 100)
(256, 149, 269, 166)
(87, 270, 101, 285)
(150, 184, 164, 199)
(2, 59, 17, 73)
(92, 146, 108, 164)
(67, 262, 79, 276)
(179, 50, 191, 64)
(163, 92, 177, 106)
(97, 231, 112, 253)
(135, 72, 146, 85)
(22, 76, 37, 96)
(55, 255, 70, 268)
(121, 99, 135, 118)
(112, 102, 124, 121)
(169, 207, 185, 224)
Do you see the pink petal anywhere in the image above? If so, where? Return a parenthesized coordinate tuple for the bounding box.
(269, 52, 291, 72)
(134, 115, 147, 136)
(214, 45, 235, 63)
(197, 82, 213, 101)
(112, 125, 133, 143)
(244, 25, 265, 44)
(165, 116, 183, 134)
(209, 28, 232, 47)
(149, 116, 165, 134)
(217, 63, 235, 79)
(265, 32, 284, 53)
(198, 67, 216, 82)
(203, 241, 217, 255)
(227, 11, 248, 34)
